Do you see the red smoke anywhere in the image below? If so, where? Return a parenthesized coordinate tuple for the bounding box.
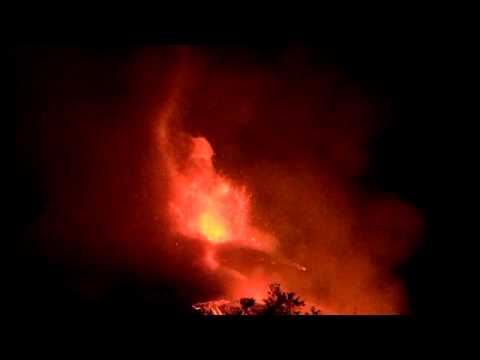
(152, 47, 423, 313)
(16, 46, 422, 313)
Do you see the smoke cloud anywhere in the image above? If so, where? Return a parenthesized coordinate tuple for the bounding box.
(15, 46, 422, 313)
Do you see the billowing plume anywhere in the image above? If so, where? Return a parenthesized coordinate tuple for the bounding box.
(16, 46, 422, 314)
(153, 47, 422, 313)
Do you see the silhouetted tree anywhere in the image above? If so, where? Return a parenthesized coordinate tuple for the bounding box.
(240, 297, 256, 315)
(306, 306, 322, 315)
(192, 283, 321, 315)
(262, 283, 305, 315)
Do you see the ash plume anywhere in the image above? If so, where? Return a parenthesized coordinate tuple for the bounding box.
(15, 46, 422, 313)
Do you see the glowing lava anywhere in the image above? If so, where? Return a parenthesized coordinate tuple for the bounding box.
(166, 135, 275, 269)
(199, 212, 227, 243)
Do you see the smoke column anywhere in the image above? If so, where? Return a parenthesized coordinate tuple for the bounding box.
(15, 46, 423, 313)
(152, 47, 423, 313)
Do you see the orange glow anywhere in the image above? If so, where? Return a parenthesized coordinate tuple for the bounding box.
(152, 48, 423, 314)
(204, 247, 220, 270)
(199, 212, 227, 243)
(167, 135, 275, 255)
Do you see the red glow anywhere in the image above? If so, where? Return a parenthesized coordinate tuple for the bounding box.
(151, 47, 423, 314)
(170, 137, 249, 245)
(166, 135, 275, 269)
(14, 47, 426, 315)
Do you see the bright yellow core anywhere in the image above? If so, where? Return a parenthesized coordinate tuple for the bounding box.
(199, 212, 227, 243)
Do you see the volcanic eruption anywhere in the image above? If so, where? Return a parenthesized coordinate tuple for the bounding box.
(150, 47, 422, 314)
(15, 46, 423, 315)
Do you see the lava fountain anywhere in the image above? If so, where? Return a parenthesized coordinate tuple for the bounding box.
(158, 120, 278, 296)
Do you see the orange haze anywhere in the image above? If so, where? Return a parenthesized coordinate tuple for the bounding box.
(147, 47, 423, 314)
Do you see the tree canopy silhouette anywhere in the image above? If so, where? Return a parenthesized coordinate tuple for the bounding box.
(192, 283, 322, 315)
